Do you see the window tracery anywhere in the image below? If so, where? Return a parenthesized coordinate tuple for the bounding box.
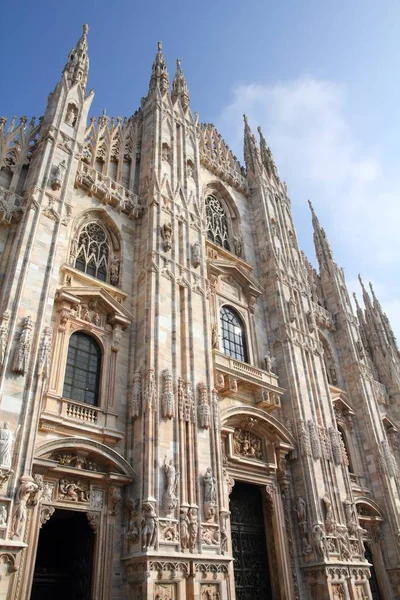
(75, 222, 110, 283)
(205, 194, 231, 251)
(220, 306, 248, 362)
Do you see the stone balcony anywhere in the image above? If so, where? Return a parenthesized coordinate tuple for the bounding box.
(40, 394, 123, 446)
(213, 350, 284, 410)
(75, 161, 142, 219)
(0, 185, 25, 225)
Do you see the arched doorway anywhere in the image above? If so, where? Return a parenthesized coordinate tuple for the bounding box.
(230, 482, 273, 599)
(31, 509, 94, 600)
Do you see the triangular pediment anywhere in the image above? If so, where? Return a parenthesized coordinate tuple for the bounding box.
(56, 286, 134, 328)
(208, 259, 263, 297)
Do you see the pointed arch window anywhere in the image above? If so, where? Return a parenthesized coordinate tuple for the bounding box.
(220, 306, 248, 362)
(63, 332, 101, 406)
(205, 194, 231, 251)
(75, 222, 110, 282)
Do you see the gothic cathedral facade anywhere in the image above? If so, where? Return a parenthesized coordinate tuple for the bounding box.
(0, 25, 399, 600)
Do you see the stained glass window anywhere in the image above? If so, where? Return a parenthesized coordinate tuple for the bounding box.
(205, 194, 231, 251)
(75, 222, 109, 282)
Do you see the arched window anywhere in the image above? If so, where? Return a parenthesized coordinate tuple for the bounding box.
(205, 194, 231, 251)
(63, 332, 101, 405)
(220, 306, 248, 362)
(75, 222, 110, 282)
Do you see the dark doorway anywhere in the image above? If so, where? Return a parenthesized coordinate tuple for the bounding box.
(364, 544, 382, 600)
(230, 481, 273, 600)
(31, 509, 94, 600)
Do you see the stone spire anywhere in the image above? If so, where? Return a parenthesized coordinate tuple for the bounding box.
(63, 24, 90, 89)
(308, 200, 334, 269)
(369, 282, 398, 351)
(257, 126, 279, 182)
(243, 114, 261, 175)
(149, 41, 169, 96)
(171, 59, 190, 111)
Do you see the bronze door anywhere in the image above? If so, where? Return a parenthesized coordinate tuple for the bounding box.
(230, 482, 273, 599)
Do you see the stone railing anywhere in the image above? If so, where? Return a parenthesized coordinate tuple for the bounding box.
(213, 350, 284, 410)
(75, 162, 142, 219)
(0, 186, 25, 225)
(66, 402, 99, 424)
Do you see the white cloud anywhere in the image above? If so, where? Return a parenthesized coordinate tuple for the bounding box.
(216, 77, 400, 337)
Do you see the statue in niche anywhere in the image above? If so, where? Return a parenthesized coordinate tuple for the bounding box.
(191, 242, 201, 268)
(204, 468, 216, 503)
(110, 257, 120, 286)
(0, 505, 7, 527)
(322, 494, 334, 533)
(180, 507, 189, 549)
(37, 327, 52, 379)
(51, 160, 67, 191)
(233, 235, 243, 257)
(11, 478, 39, 538)
(211, 324, 219, 349)
(161, 222, 172, 252)
(295, 496, 308, 534)
(188, 507, 198, 550)
(127, 498, 140, 546)
(13, 316, 33, 375)
(312, 524, 328, 559)
(0, 422, 18, 469)
(141, 502, 157, 549)
(65, 104, 78, 127)
(162, 458, 179, 515)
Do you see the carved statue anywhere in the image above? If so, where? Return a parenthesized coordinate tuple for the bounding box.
(110, 257, 120, 286)
(130, 370, 142, 420)
(0, 422, 17, 468)
(161, 369, 175, 419)
(37, 326, 52, 379)
(161, 222, 172, 252)
(141, 502, 157, 549)
(51, 160, 67, 191)
(0, 505, 7, 527)
(198, 382, 211, 429)
(108, 486, 122, 515)
(191, 242, 201, 268)
(12, 315, 33, 375)
(211, 324, 219, 349)
(180, 508, 189, 549)
(295, 496, 308, 534)
(264, 352, 273, 372)
(188, 507, 198, 550)
(343, 499, 358, 536)
(162, 458, 179, 515)
(204, 468, 217, 503)
(144, 368, 156, 413)
(65, 104, 77, 126)
(312, 524, 327, 559)
(127, 498, 140, 546)
(0, 311, 10, 368)
(11, 478, 39, 538)
(59, 479, 89, 502)
(322, 494, 334, 534)
(337, 529, 352, 561)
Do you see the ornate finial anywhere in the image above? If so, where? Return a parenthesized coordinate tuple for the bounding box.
(83, 24, 89, 35)
(149, 40, 169, 95)
(62, 23, 90, 89)
(308, 199, 314, 211)
(158, 41, 163, 51)
(243, 114, 249, 124)
(171, 57, 189, 110)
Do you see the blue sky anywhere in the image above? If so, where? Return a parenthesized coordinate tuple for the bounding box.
(2, 0, 400, 335)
